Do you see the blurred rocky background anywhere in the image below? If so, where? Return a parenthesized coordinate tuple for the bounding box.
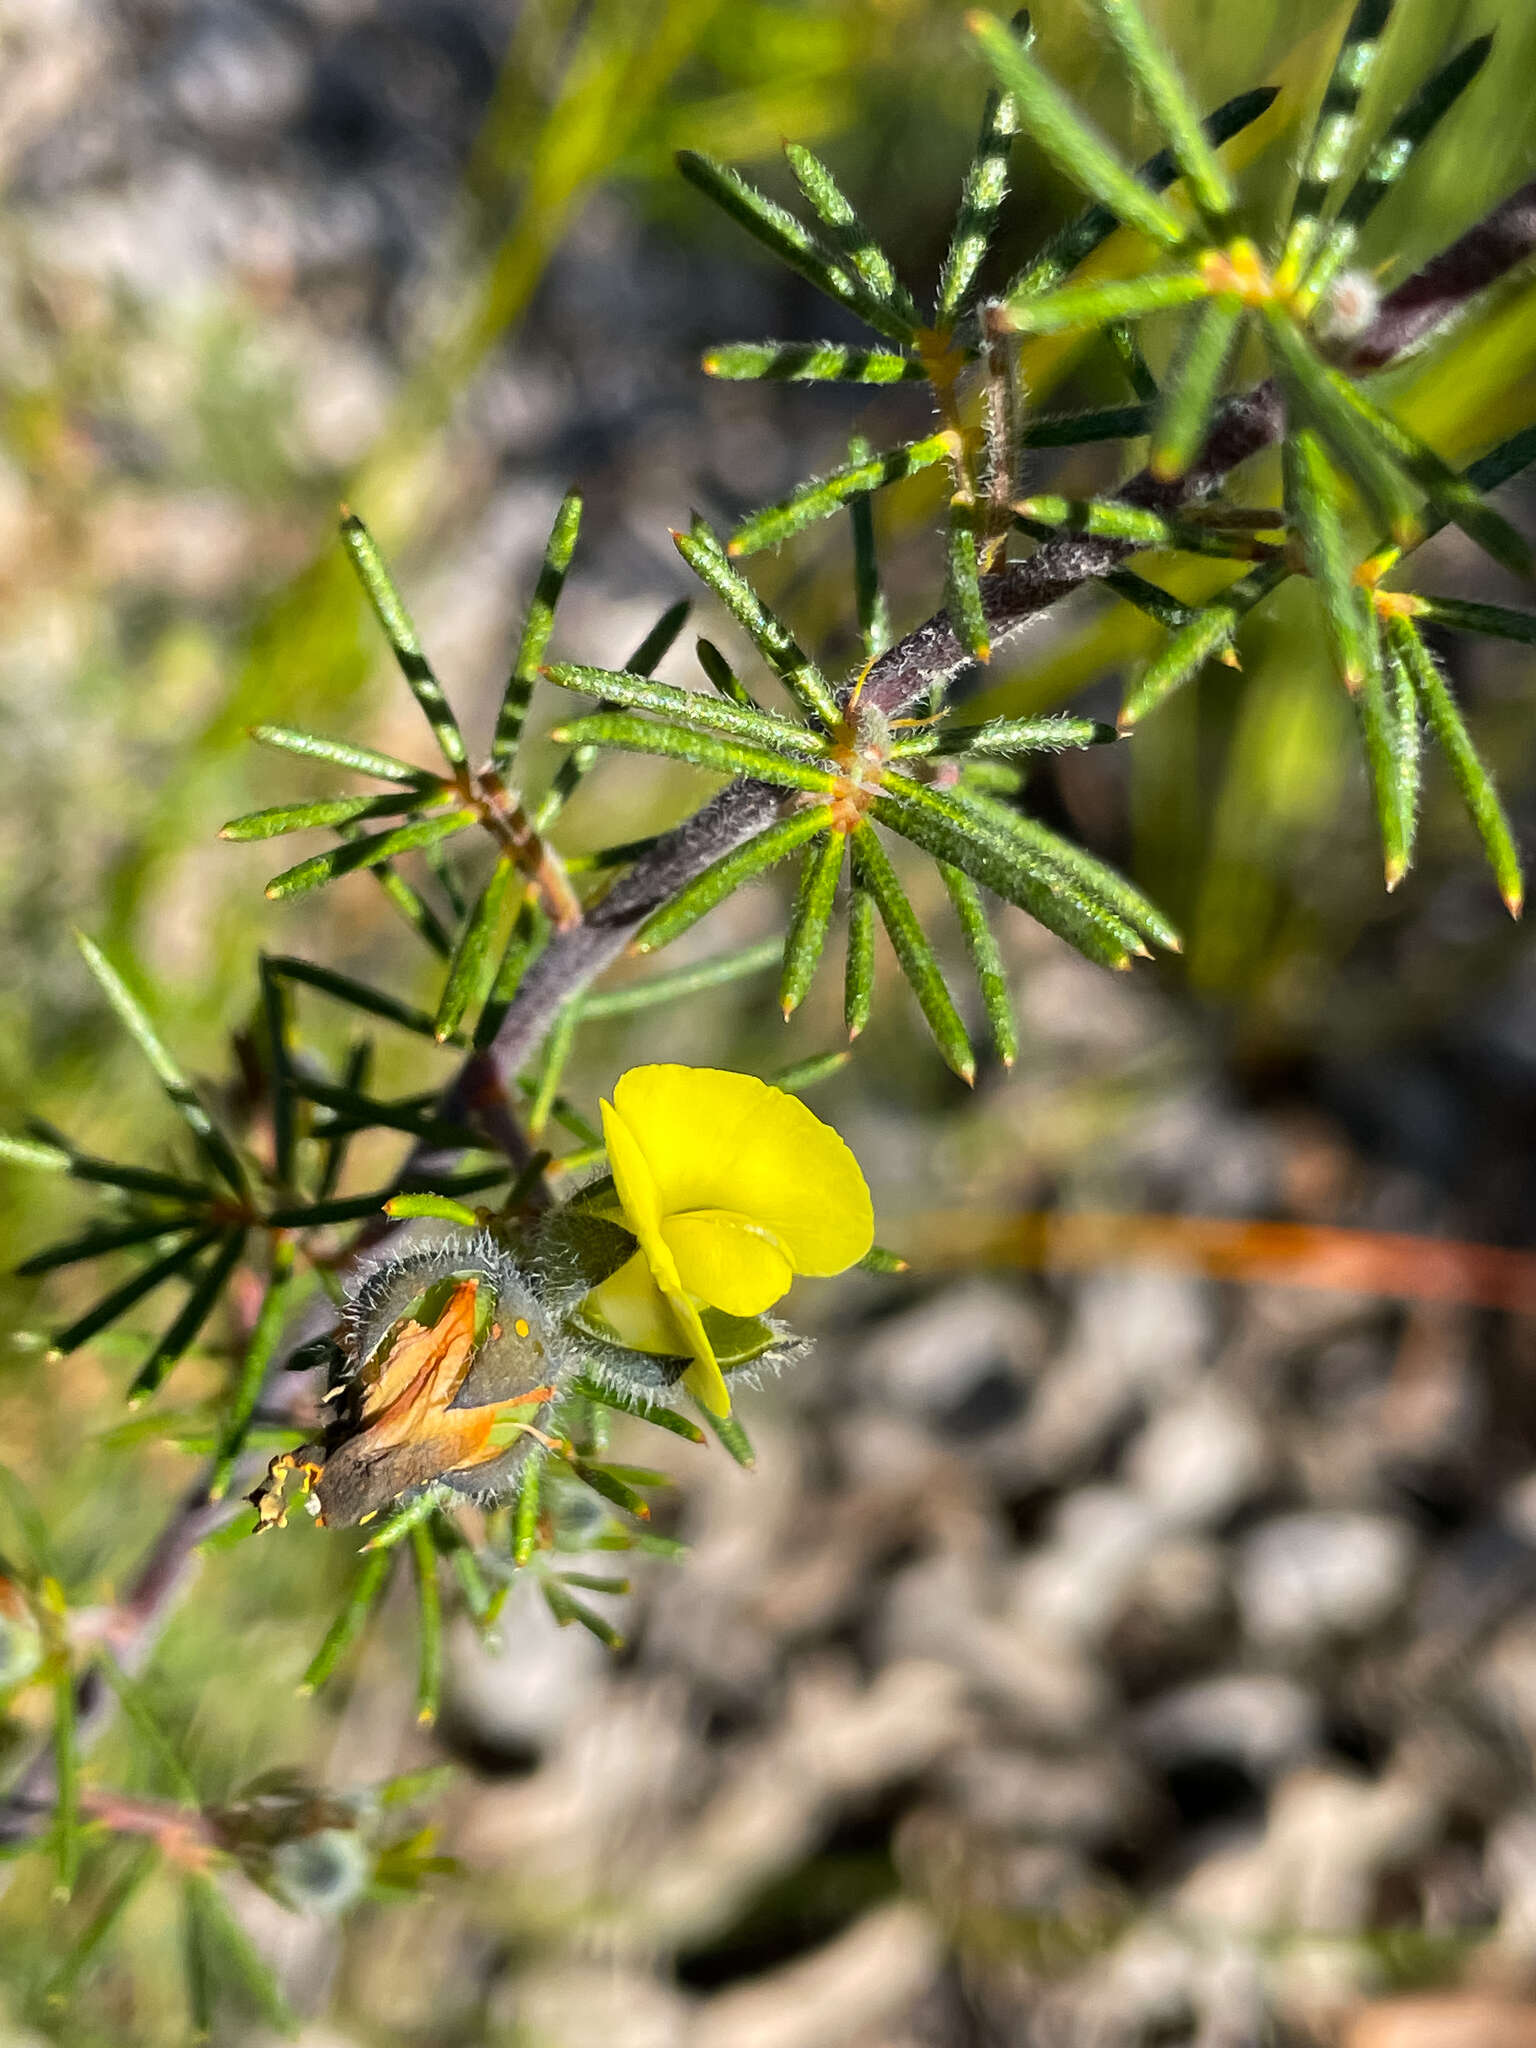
(4, 0, 1536, 2041)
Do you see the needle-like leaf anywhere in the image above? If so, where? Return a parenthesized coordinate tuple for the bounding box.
(702, 341, 927, 383)
(494, 487, 582, 767)
(1279, 0, 1396, 285)
(1149, 293, 1245, 480)
(1091, 0, 1233, 226)
(727, 434, 952, 557)
(784, 142, 919, 329)
(635, 805, 834, 953)
(675, 521, 839, 726)
(549, 713, 838, 797)
(941, 862, 1018, 1065)
(936, 8, 1028, 322)
(578, 938, 781, 1018)
(968, 10, 1189, 249)
(850, 824, 976, 1082)
(341, 512, 468, 771)
(546, 664, 830, 756)
(781, 827, 846, 1015)
(128, 1230, 249, 1404)
(845, 881, 875, 1038)
(264, 809, 479, 901)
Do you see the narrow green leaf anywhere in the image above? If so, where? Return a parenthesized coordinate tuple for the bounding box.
(1092, 0, 1233, 223)
(258, 956, 296, 1190)
(76, 935, 247, 1196)
(634, 805, 833, 953)
(846, 436, 892, 661)
(359, 847, 454, 958)
(341, 512, 467, 770)
(433, 853, 519, 1043)
(264, 808, 479, 902)
(703, 341, 925, 383)
(527, 1004, 578, 1139)
(845, 882, 875, 1038)
(52, 1665, 80, 1899)
(890, 714, 1103, 765)
(770, 1049, 851, 1092)
(546, 663, 830, 756)
(578, 938, 781, 1018)
(941, 863, 1018, 1065)
(0, 1132, 73, 1172)
(183, 1878, 215, 2039)
(476, 892, 549, 1049)
(129, 1231, 248, 1403)
(538, 598, 697, 833)
(781, 828, 845, 1016)
(556, 1571, 631, 1596)
(1389, 613, 1522, 913)
(409, 1522, 443, 1724)
(540, 1575, 624, 1648)
(44, 1842, 158, 2004)
(362, 1483, 449, 1553)
(984, 800, 1182, 952)
(1020, 403, 1154, 447)
(1119, 558, 1289, 725)
(248, 724, 431, 785)
(1466, 424, 1536, 499)
(959, 758, 1027, 794)
(696, 638, 756, 709)
(859, 1243, 910, 1274)
(384, 1193, 483, 1227)
(221, 789, 426, 841)
(569, 1376, 705, 1443)
(1285, 426, 1375, 689)
(209, 1245, 298, 1500)
(1015, 493, 1266, 560)
(1409, 595, 1536, 647)
(945, 510, 991, 662)
(936, 8, 1028, 321)
(1261, 306, 1423, 549)
(682, 518, 843, 723)
(1007, 87, 1277, 301)
(677, 150, 915, 342)
(569, 1459, 651, 1522)
(968, 9, 1188, 247)
(1149, 293, 1244, 480)
(726, 434, 951, 560)
(1097, 565, 1202, 631)
(183, 1872, 295, 2034)
(50, 1228, 220, 1357)
(1381, 619, 1422, 887)
(513, 1457, 542, 1566)
(301, 1554, 393, 1691)
(17, 1216, 200, 1278)
(1347, 603, 1413, 887)
(552, 712, 836, 796)
(267, 955, 440, 1039)
(1323, 366, 1532, 578)
(265, 1166, 509, 1230)
(1106, 319, 1159, 401)
(1302, 34, 1493, 308)
(1005, 268, 1210, 335)
(318, 1040, 370, 1200)
(784, 142, 918, 328)
(939, 714, 1118, 758)
(850, 825, 975, 1082)
(1280, 0, 1396, 283)
(494, 487, 582, 767)
(699, 1403, 756, 1468)
(872, 781, 1141, 970)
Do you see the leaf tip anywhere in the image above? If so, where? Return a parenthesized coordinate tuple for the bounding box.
(1504, 883, 1525, 919)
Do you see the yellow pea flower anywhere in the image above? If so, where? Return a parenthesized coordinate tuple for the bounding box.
(584, 1065, 874, 1417)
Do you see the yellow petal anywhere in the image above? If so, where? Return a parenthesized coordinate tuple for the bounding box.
(661, 1211, 793, 1317)
(600, 1097, 681, 1293)
(585, 1249, 684, 1355)
(611, 1067, 873, 1277)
